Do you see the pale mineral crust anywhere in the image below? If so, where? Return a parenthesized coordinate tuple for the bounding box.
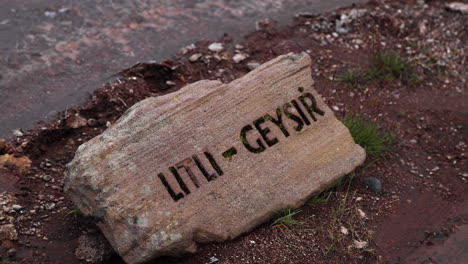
(64, 52, 365, 264)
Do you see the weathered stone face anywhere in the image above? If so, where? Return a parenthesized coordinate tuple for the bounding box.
(64, 52, 365, 264)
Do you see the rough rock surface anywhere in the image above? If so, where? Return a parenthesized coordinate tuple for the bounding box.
(64, 52, 365, 264)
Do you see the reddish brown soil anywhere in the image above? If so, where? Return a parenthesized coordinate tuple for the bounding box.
(1, 0, 466, 263)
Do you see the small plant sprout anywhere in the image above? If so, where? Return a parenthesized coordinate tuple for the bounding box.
(336, 68, 363, 87)
(271, 208, 302, 228)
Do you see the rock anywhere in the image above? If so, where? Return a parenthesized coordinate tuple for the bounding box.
(189, 53, 202, 62)
(45, 203, 56, 211)
(11, 205, 21, 211)
(0, 140, 14, 155)
(75, 233, 114, 263)
(42, 174, 52, 182)
(179, 44, 195, 55)
(0, 154, 31, 172)
(12, 130, 23, 137)
(357, 208, 366, 220)
(335, 14, 351, 34)
(353, 239, 368, 249)
(7, 248, 16, 258)
(64, 52, 365, 264)
(208, 43, 223, 52)
(234, 44, 244, 50)
(87, 118, 99, 127)
(232, 53, 248, 63)
(66, 113, 88, 129)
(246, 62, 261, 70)
(340, 226, 349, 235)
(206, 256, 219, 264)
(44, 11, 57, 18)
(446, 2, 468, 13)
(0, 224, 17, 241)
(362, 177, 382, 193)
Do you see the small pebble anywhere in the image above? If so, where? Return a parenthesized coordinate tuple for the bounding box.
(207, 256, 219, 264)
(189, 53, 202, 62)
(247, 62, 260, 70)
(363, 177, 382, 193)
(208, 43, 223, 52)
(12, 129, 23, 137)
(232, 53, 248, 63)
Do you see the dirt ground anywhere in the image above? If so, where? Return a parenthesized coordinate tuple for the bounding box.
(0, 0, 467, 263)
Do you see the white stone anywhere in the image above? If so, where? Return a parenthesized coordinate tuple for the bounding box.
(208, 43, 224, 52)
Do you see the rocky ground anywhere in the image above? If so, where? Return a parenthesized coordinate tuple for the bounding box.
(0, 0, 467, 263)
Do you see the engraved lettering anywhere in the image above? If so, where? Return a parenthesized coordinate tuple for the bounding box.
(240, 124, 266, 153)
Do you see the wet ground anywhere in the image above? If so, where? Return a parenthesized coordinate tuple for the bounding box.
(0, 0, 366, 139)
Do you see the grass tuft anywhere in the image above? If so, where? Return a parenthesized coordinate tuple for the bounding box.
(308, 195, 329, 206)
(336, 69, 363, 87)
(344, 114, 395, 159)
(271, 209, 302, 227)
(366, 51, 418, 83)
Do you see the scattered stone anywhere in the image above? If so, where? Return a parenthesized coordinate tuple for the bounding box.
(206, 256, 219, 264)
(0, 140, 15, 155)
(246, 62, 261, 70)
(0, 154, 31, 172)
(445, 2, 468, 13)
(44, 11, 57, 18)
(75, 233, 114, 263)
(335, 14, 351, 34)
(357, 208, 367, 219)
(12, 129, 23, 137)
(362, 177, 382, 193)
(45, 203, 56, 210)
(65, 53, 365, 263)
(0, 224, 18, 240)
(42, 174, 52, 182)
(353, 239, 368, 249)
(235, 44, 244, 50)
(189, 53, 202, 62)
(232, 53, 248, 63)
(179, 44, 195, 55)
(208, 42, 223, 52)
(11, 205, 21, 211)
(87, 118, 99, 127)
(66, 113, 88, 129)
(340, 226, 349, 235)
(6, 248, 16, 258)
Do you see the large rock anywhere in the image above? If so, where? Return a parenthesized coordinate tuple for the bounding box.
(64, 52, 365, 264)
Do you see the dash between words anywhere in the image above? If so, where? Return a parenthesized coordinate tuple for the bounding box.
(158, 87, 325, 201)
